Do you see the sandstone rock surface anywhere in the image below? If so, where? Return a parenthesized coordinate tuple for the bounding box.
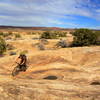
(0, 46, 100, 100)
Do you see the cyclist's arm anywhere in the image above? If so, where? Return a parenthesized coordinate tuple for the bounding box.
(20, 59, 26, 65)
(15, 58, 21, 64)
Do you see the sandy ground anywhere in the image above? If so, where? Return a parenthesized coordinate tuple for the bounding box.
(0, 35, 100, 100)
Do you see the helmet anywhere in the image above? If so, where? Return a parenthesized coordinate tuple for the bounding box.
(20, 50, 28, 55)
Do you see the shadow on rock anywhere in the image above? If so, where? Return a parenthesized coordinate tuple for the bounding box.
(90, 81, 100, 85)
(43, 75, 58, 80)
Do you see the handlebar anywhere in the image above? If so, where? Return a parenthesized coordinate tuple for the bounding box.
(15, 62, 20, 65)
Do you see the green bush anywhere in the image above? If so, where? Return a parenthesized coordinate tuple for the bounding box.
(15, 33, 21, 38)
(0, 32, 13, 38)
(40, 31, 58, 39)
(94, 31, 100, 45)
(72, 29, 98, 46)
(40, 31, 67, 39)
(0, 32, 4, 36)
(31, 32, 36, 35)
(0, 37, 6, 55)
(3, 33, 10, 37)
(8, 32, 13, 36)
(55, 31, 67, 37)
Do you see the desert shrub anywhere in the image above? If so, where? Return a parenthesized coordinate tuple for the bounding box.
(40, 39, 49, 45)
(31, 32, 36, 35)
(0, 32, 4, 36)
(9, 51, 16, 56)
(56, 39, 67, 48)
(40, 31, 58, 39)
(0, 32, 13, 38)
(15, 33, 21, 38)
(3, 33, 10, 37)
(31, 37, 39, 40)
(0, 32, 13, 39)
(72, 29, 98, 46)
(59, 32, 67, 37)
(37, 32, 41, 35)
(37, 43, 45, 50)
(94, 31, 100, 45)
(6, 44, 15, 50)
(0, 37, 6, 55)
(40, 31, 67, 39)
(8, 32, 13, 36)
(27, 32, 36, 35)
(54, 31, 67, 37)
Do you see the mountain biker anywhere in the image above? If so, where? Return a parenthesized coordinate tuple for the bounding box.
(15, 54, 27, 72)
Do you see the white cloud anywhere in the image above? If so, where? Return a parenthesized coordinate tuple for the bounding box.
(96, 9, 100, 13)
(0, 0, 100, 27)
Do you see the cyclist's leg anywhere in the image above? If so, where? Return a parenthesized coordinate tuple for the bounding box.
(23, 65, 27, 71)
(17, 65, 23, 71)
(15, 64, 21, 70)
(20, 65, 27, 71)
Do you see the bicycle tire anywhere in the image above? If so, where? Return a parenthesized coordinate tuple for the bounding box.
(12, 66, 20, 76)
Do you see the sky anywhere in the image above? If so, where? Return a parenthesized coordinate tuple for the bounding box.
(0, 0, 100, 29)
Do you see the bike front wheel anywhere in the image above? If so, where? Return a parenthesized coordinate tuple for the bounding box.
(12, 66, 20, 76)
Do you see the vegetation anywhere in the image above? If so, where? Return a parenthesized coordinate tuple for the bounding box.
(94, 31, 100, 45)
(3, 33, 10, 37)
(71, 29, 99, 46)
(8, 32, 13, 36)
(15, 33, 21, 38)
(9, 51, 16, 56)
(56, 39, 67, 48)
(40, 39, 49, 45)
(0, 32, 13, 38)
(37, 43, 45, 50)
(0, 32, 4, 36)
(55, 31, 67, 37)
(28, 32, 36, 35)
(6, 44, 15, 50)
(40, 31, 67, 39)
(0, 37, 6, 55)
(40, 31, 58, 39)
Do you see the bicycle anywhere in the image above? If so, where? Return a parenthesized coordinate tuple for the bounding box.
(12, 63, 27, 76)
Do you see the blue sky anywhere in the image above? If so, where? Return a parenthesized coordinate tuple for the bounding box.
(0, 0, 100, 29)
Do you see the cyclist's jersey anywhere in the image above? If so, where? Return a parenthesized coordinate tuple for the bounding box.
(18, 55, 27, 65)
